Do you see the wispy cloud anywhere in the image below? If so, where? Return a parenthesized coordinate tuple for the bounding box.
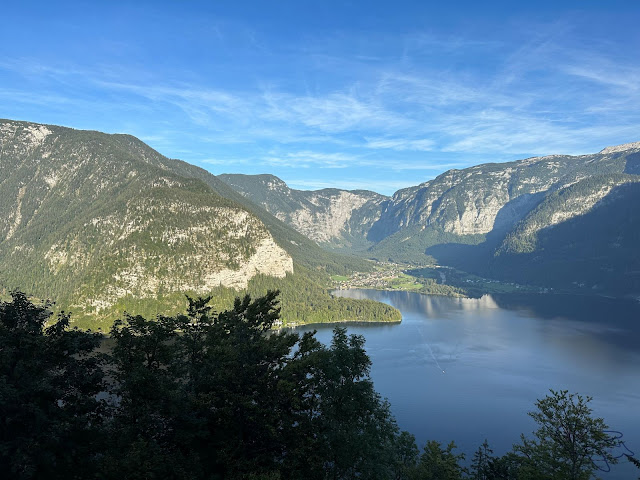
(563, 61, 640, 93)
(364, 137, 435, 151)
(2, 10, 639, 194)
(261, 90, 411, 133)
(261, 151, 356, 168)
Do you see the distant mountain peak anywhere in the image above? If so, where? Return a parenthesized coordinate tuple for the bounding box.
(599, 141, 640, 154)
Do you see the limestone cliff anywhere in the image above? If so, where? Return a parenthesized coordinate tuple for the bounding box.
(219, 174, 387, 251)
(0, 119, 293, 318)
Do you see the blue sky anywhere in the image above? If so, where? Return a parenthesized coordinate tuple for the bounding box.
(1, 1, 639, 195)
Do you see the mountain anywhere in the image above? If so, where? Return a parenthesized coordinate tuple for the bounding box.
(491, 174, 640, 294)
(0, 120, 288, 313)
(219, 174, 388, 251)
(368, 147, 638, 260)
(219, 145, 640, 296)
(0, 120, 396, 327)
(146, 163, 373, 274)
(220, 148, 638, 262)
(370, 146, 640, 296)
(4, 118, 638, 309)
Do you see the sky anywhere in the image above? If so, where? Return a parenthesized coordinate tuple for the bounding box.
(1, 1, 639, 195)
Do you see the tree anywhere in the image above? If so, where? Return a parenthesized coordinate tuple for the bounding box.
(391, 431, 420, 480)
(470, 439, 494, 480)
(310, 327, 403, 480)
(1, 289, 416, 479)
(626, 454, 640, 480)
(102, 291, 302, 479)
(513, 389, 622, 480)
(0, 291, 105, 479)
(413, 440, 466, 480)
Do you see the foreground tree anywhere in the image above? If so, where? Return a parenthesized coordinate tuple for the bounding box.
(101, 291, 409, 479)
(513, 389, 621, 480)
(0, 291, 105, 479)
(309, 327, 403, 480)
(3, 290, 632, 479)
(470, 439, 494, 480)
(626, 454, 640, 479)
(413, 440, 466, 480)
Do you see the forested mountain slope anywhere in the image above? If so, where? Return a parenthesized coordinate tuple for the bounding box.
(0, 120, 289, 317)
(0, 120, 392, 327)
(368, 147, 639, 259)
(371, 145, 640, 295)
(491, 176, 640, 294)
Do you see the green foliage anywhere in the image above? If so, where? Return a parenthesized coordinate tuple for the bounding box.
(512, 389, 622, 480)
(1, 291, 635, 479)
(0, 289, 408, 479)
(626, 454, 640, 479)
(413, 441, 466, 480)
(366, 224, 484, 265)
(245, 270, 402, 326)
(100, 292, 409, 479)
(470, 439, 494, 480)
(0, 291, 105, 479)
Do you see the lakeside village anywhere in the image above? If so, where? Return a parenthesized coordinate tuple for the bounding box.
(332, 262, 553, 297)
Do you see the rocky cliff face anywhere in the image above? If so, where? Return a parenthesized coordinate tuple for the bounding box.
(365, 146, 640, 264)
(219, 174, 388, 250)
(600, 142, 640, 154)
(0, 119, 292, 317)
(283, 190, 377, 243)
(219, 145, 640, 283)
(371, 151, 631, 241)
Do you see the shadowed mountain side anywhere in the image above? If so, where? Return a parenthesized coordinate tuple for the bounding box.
(425, 192, 546, 271)
(623, 152, 640, 174)
(364, 225, 482, 265)
(489, 181, 640, 295)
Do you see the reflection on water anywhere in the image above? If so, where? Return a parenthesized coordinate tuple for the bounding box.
(295, 290, 640, 479)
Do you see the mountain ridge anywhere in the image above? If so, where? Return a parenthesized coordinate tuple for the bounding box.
(3, 117, 639, 315)
(219, 144, 640, 297)
(219, 173, 388, 251)
(0, 119, 396, 327)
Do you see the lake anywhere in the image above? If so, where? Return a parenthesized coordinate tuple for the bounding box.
(295, 289, 640, 479)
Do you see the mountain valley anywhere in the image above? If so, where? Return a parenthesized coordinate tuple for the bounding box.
(220, 145, 640, 297)
(2, 118, 639, 329)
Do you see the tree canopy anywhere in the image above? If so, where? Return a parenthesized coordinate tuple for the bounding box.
(0, 291, 635, 479)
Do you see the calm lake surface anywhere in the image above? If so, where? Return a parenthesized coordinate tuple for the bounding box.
(295, 290, 640, 479)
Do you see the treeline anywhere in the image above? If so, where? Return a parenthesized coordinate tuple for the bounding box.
(0, 291, 635, 480)
(67, 269, 402, 330)
(367, 224, 484, 266)
(244, 271, 402, 325)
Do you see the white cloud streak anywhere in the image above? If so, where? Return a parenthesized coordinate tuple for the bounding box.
(2, 21, 639, 178)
